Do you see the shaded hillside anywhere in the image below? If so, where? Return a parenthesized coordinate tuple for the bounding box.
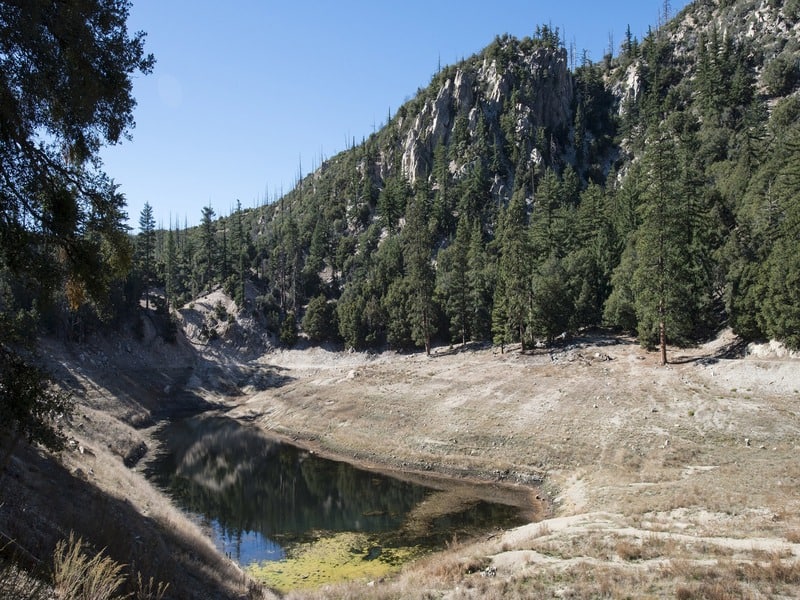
(135, 0, 800, 354)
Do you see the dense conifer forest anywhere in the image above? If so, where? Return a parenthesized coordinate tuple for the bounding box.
(8, 1, 800, 360)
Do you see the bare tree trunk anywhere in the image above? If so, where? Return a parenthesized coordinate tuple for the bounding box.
(659, 316, 667, 365)
(424, 311, 431, 356)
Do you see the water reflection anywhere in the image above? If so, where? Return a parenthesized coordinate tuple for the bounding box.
(147, 415, 525, 566)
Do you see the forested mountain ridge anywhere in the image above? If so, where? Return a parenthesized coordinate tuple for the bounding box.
(134, 0, 800, 356)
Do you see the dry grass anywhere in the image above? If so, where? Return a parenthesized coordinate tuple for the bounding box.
(785, 529, 800, 543)
(0, 553, 50, 600)
(665, 555, 800, 599)
(50, 533, 171, 600)
(53, 533, 127, 600)
(615, 538, 646, 561)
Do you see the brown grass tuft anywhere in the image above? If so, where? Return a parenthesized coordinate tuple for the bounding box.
(53, 533, 126, 600)
(615, 539, 644, 561)
(785, 529, 800, 544)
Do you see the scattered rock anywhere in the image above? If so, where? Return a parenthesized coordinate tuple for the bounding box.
(78, 444, 95, 457)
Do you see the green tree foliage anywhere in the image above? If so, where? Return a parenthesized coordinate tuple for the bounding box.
(568, 184, 616, 327)
(0, 0, 152, 457)
(198, 205, 218, 291)
(105, 13, 800, 358)
(603, 239, 639, 332)
(466, 220, 494, 341)
(763, 52, 800, 97)
(279, 311, 298, 347)
(529, 168, 572, 260)
(378, 175, 410, 232)
(457, 160, 492, 224)
(403, 187, 437, 355)
(530, 256, 573, 344)
(136, 202, 156, 309)
(232, 200, 249, 306)
(164, 226, 179, 306)
(757, 124, 800, 348)
(0, 1, 153, 308)
(493, 186, 531, 351)
(437, 216, 471, 345)
(302, 295, 338, 344)
(271, 211, 302, 312)
(431, 141, 456, 236)
(630, 128, 698, 363)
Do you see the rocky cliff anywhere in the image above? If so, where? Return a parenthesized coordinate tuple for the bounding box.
(396, 44, 574, 189)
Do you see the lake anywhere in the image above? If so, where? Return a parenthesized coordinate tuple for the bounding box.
(146, 414, 531, 590)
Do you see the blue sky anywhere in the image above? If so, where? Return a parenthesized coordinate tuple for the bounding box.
(102, 1, 690, 232)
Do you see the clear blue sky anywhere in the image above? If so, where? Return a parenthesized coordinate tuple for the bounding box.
(101, 1, 690, 232)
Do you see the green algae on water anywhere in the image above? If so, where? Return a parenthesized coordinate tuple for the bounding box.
(246, 531, 427, 593)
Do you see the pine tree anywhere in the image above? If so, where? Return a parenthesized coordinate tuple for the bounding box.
(403, 187, 437, 355)
(603, 238, 639, 332)
(233, 200, 248, 306)
(431, 140, 455, 237)
(302, 294, 337, 343)
(438, 215, 471, 345)
(530, 256, 573, 345)
(570, 183, 616, 328)
(760, 124, 800, 348)
(631, 127, 695, 364)
(199, 205, 218, 291)
(529, 168, 567, 260)
(271, 212, 301, 312)
(164, 224, 179, 307)
(137, 202, 156, 309)
(378, 174, 410, 232)
(467, 220, 493, 341)
(495, 185, 531, 351)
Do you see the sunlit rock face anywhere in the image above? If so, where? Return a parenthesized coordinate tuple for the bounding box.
(399, 43, 573, 188)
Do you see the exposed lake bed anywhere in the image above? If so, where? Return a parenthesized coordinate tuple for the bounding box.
(28, 327, 800, 598)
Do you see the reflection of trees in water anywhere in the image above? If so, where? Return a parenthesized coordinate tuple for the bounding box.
(149, 416, 430, 539)
(149, 416, 525, 550)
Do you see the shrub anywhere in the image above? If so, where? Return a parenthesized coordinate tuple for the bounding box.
(279, 311, 298, 347)
(763, 53, 800, 97)
(302, 295, 338, 343)
(213, 301, 228, 322)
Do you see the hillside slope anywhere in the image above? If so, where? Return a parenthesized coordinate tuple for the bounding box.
(144, 0, 800, 357)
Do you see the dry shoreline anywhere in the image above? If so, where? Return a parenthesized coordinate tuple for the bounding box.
(10, 323, 800, 598)
(220, 331, 800, 597)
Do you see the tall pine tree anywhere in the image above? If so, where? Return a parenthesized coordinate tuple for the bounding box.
(494, 185, 531, 351)
(137, 202, 156, 309)
(631, 127, 695, 364)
